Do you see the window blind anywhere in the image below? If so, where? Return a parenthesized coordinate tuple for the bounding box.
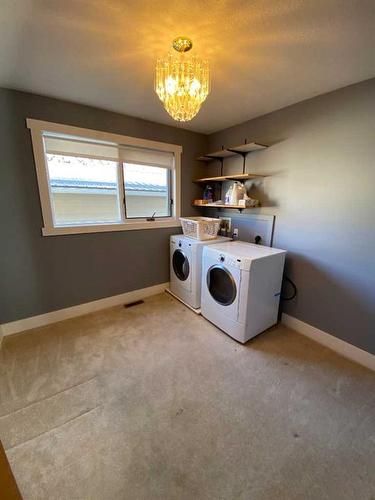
(44, 135, 174, 168)
(43, 135, 119, 162)
(121, 146, 174, 169)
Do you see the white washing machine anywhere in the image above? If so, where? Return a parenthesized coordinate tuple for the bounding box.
(201, 241, 286, 343)
(168, 235, 231, 310)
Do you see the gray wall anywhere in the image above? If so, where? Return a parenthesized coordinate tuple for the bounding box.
(206, 78, 375, 354)
(0, 89, 207, 323)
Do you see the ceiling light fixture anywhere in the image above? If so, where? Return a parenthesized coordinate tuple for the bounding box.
(155, 37, 210, 122)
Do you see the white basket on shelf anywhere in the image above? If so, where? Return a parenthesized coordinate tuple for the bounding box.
(180, 217, 221, 240)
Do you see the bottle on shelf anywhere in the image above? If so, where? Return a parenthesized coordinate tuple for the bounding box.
(230, 182, 246, 205)
(224, 184, 233, 205)
(203, 185, 214, 203)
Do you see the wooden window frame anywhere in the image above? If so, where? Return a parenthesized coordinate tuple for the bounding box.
(27, 118, 182, 236)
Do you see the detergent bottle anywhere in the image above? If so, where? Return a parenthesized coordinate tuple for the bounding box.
(224, 184, 233, 205)
(230, 182, 245, 205)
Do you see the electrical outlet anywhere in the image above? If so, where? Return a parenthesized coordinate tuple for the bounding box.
(232, 228, 239, 238)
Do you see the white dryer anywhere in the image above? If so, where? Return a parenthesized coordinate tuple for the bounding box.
(201, 241, 286, 343)
(169, 235, 230, 310)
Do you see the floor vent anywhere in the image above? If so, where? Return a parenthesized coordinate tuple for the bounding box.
(124, 300, 144, 308)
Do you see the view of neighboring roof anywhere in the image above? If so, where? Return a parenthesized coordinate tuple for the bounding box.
(50, 178, 167, 193)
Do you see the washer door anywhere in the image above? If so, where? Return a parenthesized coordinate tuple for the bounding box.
(207, 265, 237, 306)
(172, 249, 190, 281)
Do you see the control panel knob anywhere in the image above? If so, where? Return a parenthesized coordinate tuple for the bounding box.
(178, 242, 182, 247)
(220, 256, 225, 262)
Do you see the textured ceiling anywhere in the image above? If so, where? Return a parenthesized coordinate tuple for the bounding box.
(1, 0, 374, 133)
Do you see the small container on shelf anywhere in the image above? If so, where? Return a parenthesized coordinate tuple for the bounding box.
(238, 196, 260, 208)
(193, 199, 209, 205)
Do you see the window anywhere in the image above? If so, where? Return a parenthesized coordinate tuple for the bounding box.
(27, 119, 181, 235)
(46, 155, 122, 225)
(123, 163, 171, 219)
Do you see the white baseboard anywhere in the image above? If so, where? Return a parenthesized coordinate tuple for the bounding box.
(1, 282, 169, 337)
(282, 313, 375, 372)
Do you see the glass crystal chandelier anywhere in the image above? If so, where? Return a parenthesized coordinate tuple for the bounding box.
(155, 37, 210, 122)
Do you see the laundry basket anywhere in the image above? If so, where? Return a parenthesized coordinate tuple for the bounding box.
(180, 217, 221, 240)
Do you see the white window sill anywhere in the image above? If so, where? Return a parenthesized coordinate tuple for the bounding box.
(42, 218, 181, 236)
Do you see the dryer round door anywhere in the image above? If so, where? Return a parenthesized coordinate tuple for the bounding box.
(207, 265, 237, 306)
(172, 249, 190, 281)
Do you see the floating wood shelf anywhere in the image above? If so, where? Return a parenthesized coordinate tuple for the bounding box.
(193, 202, 257, 212)
(197, 150, 235, 162)
(228, 142, 267, 153)
(194, 173, 264, 183)
(197, 142, 268, 162)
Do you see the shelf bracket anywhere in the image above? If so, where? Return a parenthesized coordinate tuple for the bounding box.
(206, 145, 225, 177)
(203, 155, 224, 177)
(227, 149, 249, 175)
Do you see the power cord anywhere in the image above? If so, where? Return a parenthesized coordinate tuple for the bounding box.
(253, 235, 297, 301)
(281, 276, 297, 301)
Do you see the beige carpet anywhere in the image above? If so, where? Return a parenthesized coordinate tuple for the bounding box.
(0, 293, 374, 500)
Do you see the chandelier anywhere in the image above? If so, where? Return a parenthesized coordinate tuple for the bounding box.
(155, 37, 210, 122)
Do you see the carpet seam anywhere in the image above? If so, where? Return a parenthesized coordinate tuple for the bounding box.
(5, 405, 102, 452)
(0, 376, 99, 419)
